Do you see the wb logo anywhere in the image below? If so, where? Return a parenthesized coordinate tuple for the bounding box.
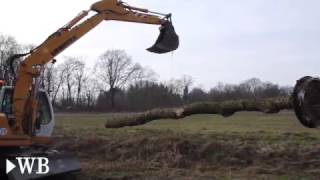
(6, 157, 49, 175)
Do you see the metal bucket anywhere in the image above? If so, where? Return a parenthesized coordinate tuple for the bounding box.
(293, 76, 320, 128)
(147, 21, 179, 54)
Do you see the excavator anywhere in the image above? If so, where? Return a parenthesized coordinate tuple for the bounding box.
(1, 0, 318, 179)
(0, 0, 179, 179)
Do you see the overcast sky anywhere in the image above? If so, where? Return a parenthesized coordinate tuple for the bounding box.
(1, 0, 320, 89)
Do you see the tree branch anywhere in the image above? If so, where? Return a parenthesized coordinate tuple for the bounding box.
(105, 97, 292, 128)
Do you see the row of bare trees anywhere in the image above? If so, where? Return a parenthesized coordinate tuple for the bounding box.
(0, 34, 292, 112)
(42, 49, 158, 111)
(47, 60, 291, 112)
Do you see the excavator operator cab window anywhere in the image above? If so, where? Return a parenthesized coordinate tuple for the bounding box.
(0, 87, 53, 126)
(36, 92, 52, 125)
(0, 88, 13, 115)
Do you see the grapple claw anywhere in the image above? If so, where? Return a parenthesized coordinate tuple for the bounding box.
(293, 76, 320, 128)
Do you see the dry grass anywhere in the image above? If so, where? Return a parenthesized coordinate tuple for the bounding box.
(53, 111, 320, 180)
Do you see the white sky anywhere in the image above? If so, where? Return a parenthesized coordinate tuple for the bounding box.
(1, 0, 320, 89)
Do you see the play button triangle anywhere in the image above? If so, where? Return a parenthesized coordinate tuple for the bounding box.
(6, 159, 16, 174)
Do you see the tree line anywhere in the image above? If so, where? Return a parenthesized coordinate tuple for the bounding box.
(0, 34, 293, 112)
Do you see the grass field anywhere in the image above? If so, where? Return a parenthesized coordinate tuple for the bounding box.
(53, 111, 320, 180)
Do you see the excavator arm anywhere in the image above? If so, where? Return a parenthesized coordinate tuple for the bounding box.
(9, 0, 179, 136)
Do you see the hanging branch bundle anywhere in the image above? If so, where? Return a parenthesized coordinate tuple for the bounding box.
(105, 97, 292, 128)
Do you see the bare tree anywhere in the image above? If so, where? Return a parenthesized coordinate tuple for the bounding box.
(54, 57, 85, 107)
(40, 63, 55, 96)
(83, 77, 100, 109)
(133, 66, 158, 83)
(166, 79, 183, 95)
(0, 34, 20, 84)
(166, 75, 193, 100)
(72, 59, 85, 106)
(181, 75, 193, 101)
(95, 49, 144, 109)
(64, 59, 75, 106)
(51, 63, 66, 105)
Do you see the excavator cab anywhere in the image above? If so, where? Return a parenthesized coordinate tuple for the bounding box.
(0, 86, 55, 136)
(0, 87, 80, 179)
